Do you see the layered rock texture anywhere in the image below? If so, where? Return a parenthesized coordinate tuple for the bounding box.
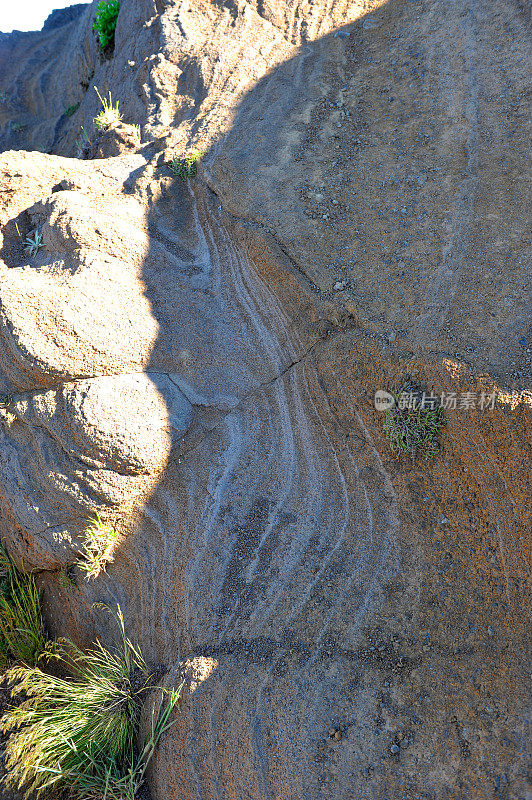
(0, 0, 530, 798)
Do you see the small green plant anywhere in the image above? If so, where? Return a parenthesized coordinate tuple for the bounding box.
(77, 515, 119, 579)
(64, 102, 80, 117)
(92, 0, 120, 51)
(133, 123, 141, 143)
(75, 125, 91, 158)
(0, 544, 46, 668)
(1, 605, 181, 800)
(0, 91, 8, 103)
(168, 151, 203, 181)
(383, 383, 445, 458)
(10, 122, 24, 133)
(93, 87, 122, 130)
(58, 566, 77, 590)
(23, 229, 43, 257)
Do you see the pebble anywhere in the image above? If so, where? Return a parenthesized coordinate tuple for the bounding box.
(390, 744, 400, 754)
(334, 280, 347, 290)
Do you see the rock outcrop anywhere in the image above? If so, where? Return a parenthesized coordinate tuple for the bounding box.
(0, 1, 530, 798)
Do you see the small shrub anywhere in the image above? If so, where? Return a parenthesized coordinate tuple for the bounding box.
(93, 87, 122, 130)
(77, 515, 119, 579)
(64, 102, 80, 117)
(23, 229, 43, 257)
(10, 122, 24, 133)
(133, 123, 141, 143)
(0, 545, 46, 668)
(383, 384, 445, 458)
(1, 606, 181, 800)
(168, 151, 203, 181)
(93, 0, 120, 51)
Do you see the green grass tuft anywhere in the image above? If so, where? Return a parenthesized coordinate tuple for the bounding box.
(77, 515, 119, 579)
(75, 125, 91, 158)
(93, 0, 120, 51)
(64, 103, 80, 117)
(1, 605, 181, 800)
(93, 87, 122, 130)
(383, 384, 445, 458)
(168, 151, 203, 181)
(0, 544, 46, 668)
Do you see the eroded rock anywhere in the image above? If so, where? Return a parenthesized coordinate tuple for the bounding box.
(0, 1, 530, 799)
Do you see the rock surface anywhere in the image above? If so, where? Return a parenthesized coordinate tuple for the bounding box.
(0, 1, 530, 799)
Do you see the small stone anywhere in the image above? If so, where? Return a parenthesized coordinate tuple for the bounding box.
(390, 744, 400, 754)
(334, 280, 347, 290)
(334, 730, 341, 740)
(397, 261, 405, 268)
(487, 626, 494, 636)
(422, 644, 430, 652)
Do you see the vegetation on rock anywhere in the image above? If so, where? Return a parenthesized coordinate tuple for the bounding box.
(1, 605, 181, 800)
(0, 545, 45, 668)
(383, 383, 445, 458)
(78, 515, 119, 579)
(169, 151, 203, 181)
(64, 103, 80, 117)
(93, 0, 120, 52)
(23, 229, 44, 257)
(93, 88, 122, 130)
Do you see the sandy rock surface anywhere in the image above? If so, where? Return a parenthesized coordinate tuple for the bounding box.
(0, 1, 530, 798)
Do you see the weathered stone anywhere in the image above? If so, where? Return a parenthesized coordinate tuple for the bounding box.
(0, 1, 530, 798)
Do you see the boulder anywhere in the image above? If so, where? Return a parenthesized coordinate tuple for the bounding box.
(0, 1, 530, 798)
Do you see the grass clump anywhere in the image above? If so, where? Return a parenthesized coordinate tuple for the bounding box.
(78, 515, 119, 579)
(93, 0, 120, 51)
(168, 151, 203, 181)
(383, 383, 445, 458)
(75, 125, 91, 158)
(0, 545, 46, 668)
(64, 102, 80, 117)
(1, 606, 181, 800)
(93, 87, 122, 130)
